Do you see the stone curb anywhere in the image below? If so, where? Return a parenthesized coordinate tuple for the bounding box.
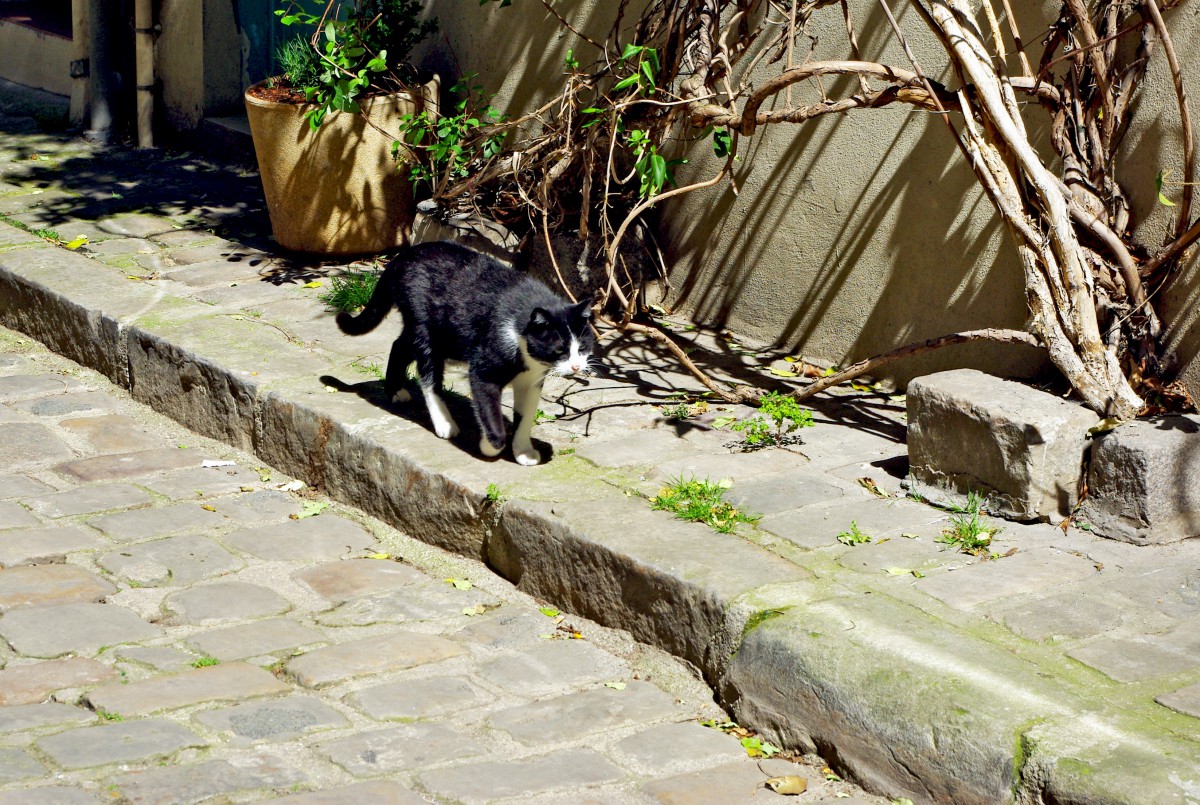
(2, 244, 1197, 804)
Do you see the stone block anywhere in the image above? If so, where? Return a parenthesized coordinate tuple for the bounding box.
(0, 565, 115, 611)
(35, 718, 204, 769)
(88, 503, 227, 542)
(489, 681, 680, 745)
(319, 723, 484, 777)
(106, 757, 305, 805)
(59, 414, 161, 453)
(1081, 415, 1200, 544)
(223, 515, 377, 562)
(85, 662, 290, 717)
(346, 675, 486, 721)
(613, 722, 746, 775)
(23, 483, 152, 517)
(0, 475, 54, 498)
(0, 788, 95, 805)
(98, 534, 242, 586)
(0, 702, 94, 732)
(477, 639, 627, 697)
(641, 761, 781, 804)
(193, 695, 348, 740)
(294, 558, 425, 602)
(0, 747, 46, 783)
(315, 582, 499, 627)
(417, 748, 623, 801)
(54, 447, 201, 482)
(0, 657, 115, 705)
(0, 501, 40, 530)
(0, 423, 75, 469)
(907, 369, 1099, 520)
(0, 525, 103, 567)
(188, 618, 327, 662)
(164, 581, 291, 625)
(0, 602, 159, 658)
(269, 781, 428, 804)
(286, 631, 465, 689)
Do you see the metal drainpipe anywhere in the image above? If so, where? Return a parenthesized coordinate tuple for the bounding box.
(85, 0, 115, 143)
(134, 0, 154, 148)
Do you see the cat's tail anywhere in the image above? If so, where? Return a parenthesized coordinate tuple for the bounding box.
(335, 265, 394, 336)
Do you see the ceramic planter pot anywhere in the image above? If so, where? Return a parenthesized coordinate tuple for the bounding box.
(244, 76, 438, 256)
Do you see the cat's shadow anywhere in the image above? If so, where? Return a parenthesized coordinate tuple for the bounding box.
(318, 375, 550, 464)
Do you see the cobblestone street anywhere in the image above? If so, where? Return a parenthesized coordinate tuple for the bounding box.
(0, 327, 886, 803)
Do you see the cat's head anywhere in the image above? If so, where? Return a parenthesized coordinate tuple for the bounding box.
(523, 298, 596, 376)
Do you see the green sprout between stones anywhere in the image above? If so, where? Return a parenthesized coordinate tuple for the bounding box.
(937, 490, 1003, 556)
(836, 520, 873, 546)
(191, 656, 220, 668)
(730, 391, 814, 447)
(650, 476, 759, 533)
(320, 269, 379, 312)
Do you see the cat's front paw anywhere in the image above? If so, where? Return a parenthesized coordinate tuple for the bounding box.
(479, 436, 503, 458)
(513, 441, 541, 466)
(430, 415, 460, 440)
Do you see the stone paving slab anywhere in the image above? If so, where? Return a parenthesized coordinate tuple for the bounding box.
(286, 630, 466, 689)
(268, 780, 429, 804)
(0, 524, 103, 567)
(35, 718, 205, 769)
(107, 757, 307, 805)
(0, 564, 115, 610)
(164, 581, 292, 624)
(0, 657, 115, 705)
(489, 681, 682, 745)
(98, 533, 243, 586)
(85, 662, 290, 717)
(189, 618, 328, 662)
(0, 602, 160, 657)
(21, 482, 153, 517)
(193, 694, 349, 741)
(319, 723, 486, 776)
(417, 748, 623, 802)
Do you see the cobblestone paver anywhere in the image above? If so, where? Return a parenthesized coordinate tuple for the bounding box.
(0, 331, 884, 803)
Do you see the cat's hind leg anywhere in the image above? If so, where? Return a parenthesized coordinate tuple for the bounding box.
(413, 336, 459, 439)
(468, 372, 507, 458)
(511, 372, 545, 466)
(384, 330, 415, 403)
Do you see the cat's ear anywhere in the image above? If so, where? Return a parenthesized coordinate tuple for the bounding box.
(526, 308, 551, 332)
(570, 297, 594, 321)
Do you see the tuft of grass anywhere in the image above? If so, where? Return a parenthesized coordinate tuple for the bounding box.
(191, 656, 219, 668)
(320, 269, 379, 312)
(351, 359, 385, 380)
(938, 509, 1001, 556)
(650, 476, 759, 533)
(836, 520, 873, 546)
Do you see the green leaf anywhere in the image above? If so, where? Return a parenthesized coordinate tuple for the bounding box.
(446, 578, 473, 591)
(770, 367, 798, 378)
(1088, 416, 1122, 434)
(63, 236, 88, 250)
(604, 681, 627, 690)
(711, 415, 738, 428)
(297, 501, 328, 519)
(539, 606, 560, 617)
(1159, 191, 1177, 207)
(613, 74, 639, 91)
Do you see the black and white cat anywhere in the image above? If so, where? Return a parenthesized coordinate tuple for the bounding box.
(336, 241, 595, 465)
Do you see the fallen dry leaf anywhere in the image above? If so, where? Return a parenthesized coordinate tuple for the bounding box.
(764, 775, 808, 795)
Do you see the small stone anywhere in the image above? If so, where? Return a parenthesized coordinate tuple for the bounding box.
(0, 747, 47, 783)
(1156, 682, 1200, 718)
(319, 723, 484, 776)
(22, 483, 153, 518)
(0, 423, 75, 468)
(0, 787, 95, 804)
(88, 503, 226, 542)
(99, 534, 242, 586)
(189, 618, 327, 662)
(54, 447, 201, 483)
(0, 702, 94, 732)
(0, 565, 115, 611)
(194, 695, 349, 740)
(0, 475, 54, 499)
(107, 757, 306, 805)
(142, 465, 263, 499)
(478, 639, 628, 697)
(0, 657, 115, 705)
(489, 681, 680, 746)
(85, 662, 290, 717)
(35, 718, 204, 769)
(0, 602, 160, 658)
(164, 581, 291, 625)
(0, 525, 101, 567)
(59, 414, 161, 453)
(287, 631, 465, 689)
(613, 722, 746, 774)
(224, 516, 377, 561)
(0, 501, 40, 530)
(418, 748, 623, 801)
(294, 558, 425, 602)
(269, 780, 429, 804)
(346, 675, 485, 721)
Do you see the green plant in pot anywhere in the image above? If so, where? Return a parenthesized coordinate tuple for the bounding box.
(244, 0, 439, 256)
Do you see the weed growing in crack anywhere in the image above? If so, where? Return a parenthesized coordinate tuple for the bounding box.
(650, 476, 759, 533)
(320, 268, 379, 312)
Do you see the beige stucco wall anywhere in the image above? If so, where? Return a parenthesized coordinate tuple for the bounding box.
(159, 0, 242, 130)
(0, 22, 73, 97)
(419, 0, 1047, 384)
